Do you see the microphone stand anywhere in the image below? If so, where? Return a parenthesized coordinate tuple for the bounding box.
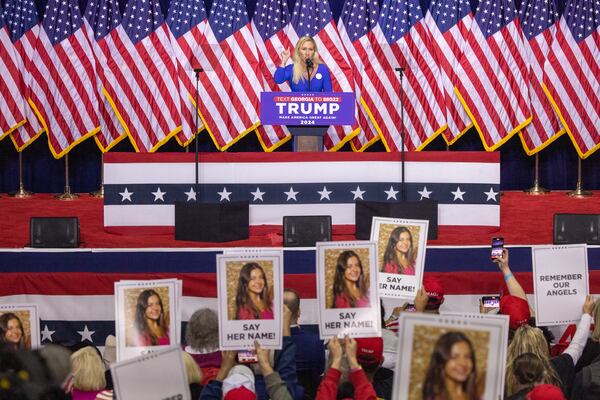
(306, 60, 312, 92)
(395, 66, 406, 201)
(194, 68, 203, 202)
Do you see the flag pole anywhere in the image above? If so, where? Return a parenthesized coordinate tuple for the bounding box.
(194, 68, 203, 201)
(9, 150, 33, 198)
(90, 153, 104, 198)
(567, 157, 592, 197)
(395, 66, 406, 202)
(524, 153, 549, 195)
(55, 154, 78, 200)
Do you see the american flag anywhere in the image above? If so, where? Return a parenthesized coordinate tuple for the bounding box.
(543, 0, 600, 158)
(251, 0, 293, 151)
(26, 0, 101, 158)
(289, 0, 360, 151)
(337, 0, 381, 152)
(518, 0, 563, 155)
(203, 0, 262, 150)
(453, 0, 531, 150)
(0, 2, 26, 138)
(84, 0, 127, 152)
(166, 0, 208, 148)
(366, 0, 447, 151)
(101, 0, 182, 153)
(3, 0, 44, 151)
(424, 0, 474, 144)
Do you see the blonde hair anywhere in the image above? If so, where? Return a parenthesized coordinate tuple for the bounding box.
(181, 351, 203, 385)
(292, 36, 322, 84)
(71, 347, 106, 391)
(592, 302, 600, 341)
(505, 325, 561, 395)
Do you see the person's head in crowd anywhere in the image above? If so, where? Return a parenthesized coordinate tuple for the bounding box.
(511, 352, 545, 395)
(135, 289, 169, 346)
(222, 364, 256, 400)
(181, 351, 203, 385)
(39, 344, 74, 391)
(422, 275, 445, 313)
(0, 313, 26, 351)
(283, 288, 300, 325)
(526, 383, 566, 400)
(70, 346, 107, 393)
(355, 337, 384, 377)
(332, 250, 370, 308)
(186, 308, 219, 352)
(505, 325, 561, 395)
(383, 226, 416, 275)
(500, 294, 531, 331)
(235, 262, 273, 320)
(591, 301, 600, 342)
(422, 331, 478, 400)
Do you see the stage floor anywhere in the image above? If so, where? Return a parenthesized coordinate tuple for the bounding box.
(0, 191, 599, 248)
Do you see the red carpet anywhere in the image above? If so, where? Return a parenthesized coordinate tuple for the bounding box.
(0, 191, 599, 248)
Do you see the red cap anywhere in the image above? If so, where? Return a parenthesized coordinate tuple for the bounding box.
(224, 387, 257, 400)
(526, 384, 565, 400)
(499, 295, 531, 330)
(423, 275, 444, 308)
(355, 337, 384, 366)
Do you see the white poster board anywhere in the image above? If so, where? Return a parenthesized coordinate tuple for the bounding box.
(370, 217, 428, 299)
(393, 313, 508, 400)
(532, 244, 589, 326)
(111, 346, 190, 400)
(115, 280, 179, 361)
(316, 241, 381, 339)
(217, 252, 283, 350)
(0, 304, 40, 349)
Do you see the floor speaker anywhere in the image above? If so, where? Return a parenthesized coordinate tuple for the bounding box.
(554, 214, 600, 245)
(175, 201, 249, 242)
(355, 200, 438, 240)
(283, 215, 332, 247)
(30, 217, 80, 248)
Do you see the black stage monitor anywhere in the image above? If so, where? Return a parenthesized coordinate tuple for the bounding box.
(283, 215, 332, 247)
(355, 200, 438, 240)
(30, 217, 80, 248)
(175, 201, 249, 242)
(554, 214, 600, 245)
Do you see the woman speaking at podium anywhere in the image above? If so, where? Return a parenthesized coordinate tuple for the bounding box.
(274, 36, 332, 151)
(274, 36, 332, 92)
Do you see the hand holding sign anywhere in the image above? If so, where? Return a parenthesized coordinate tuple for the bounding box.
(344, 336, 360, 370)
(414, 287, 429, 313)
(328, 336, 343, 370)
(583, 295, 596, 315)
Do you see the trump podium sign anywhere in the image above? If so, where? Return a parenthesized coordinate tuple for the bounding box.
(260, 92, 355, 125)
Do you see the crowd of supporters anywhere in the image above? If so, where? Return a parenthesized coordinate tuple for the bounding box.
(1, 249, 600, 399)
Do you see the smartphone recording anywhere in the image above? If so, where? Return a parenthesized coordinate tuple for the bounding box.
(491, 237, 504, 260)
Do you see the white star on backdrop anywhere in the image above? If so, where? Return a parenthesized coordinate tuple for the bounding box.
(77, 325, 95, 342)
(251, 187, 265, 202)
(451, 186, 466, 201)
(41, 325, 55, 342)
(384, 186, 399, 200)
(351, 185, 365, 200)
(318, 186, 332, 200)
(418, 186, 432, 200)
(218, 187, 232, 201)
(119, 188, 133, 202)
(484, 187, 498, 201)
(184, 187, 196, 201)
(151, 187, 166, 202)
(284, 187, 299, 201)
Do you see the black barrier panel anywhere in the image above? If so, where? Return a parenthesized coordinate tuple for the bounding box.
(283, 215, 332, 247)
(554, 214, 600, 245)
(175, 201, 249, 242)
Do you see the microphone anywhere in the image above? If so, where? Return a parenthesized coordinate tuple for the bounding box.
(306, 58, 313, 69)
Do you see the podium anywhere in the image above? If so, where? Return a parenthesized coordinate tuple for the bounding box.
(260, 92, 355, 152)
(287, 125, 328, 152)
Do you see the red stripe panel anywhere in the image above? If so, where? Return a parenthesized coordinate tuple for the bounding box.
(4, 271, 598, 298)
(104, 151, 500, 164)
